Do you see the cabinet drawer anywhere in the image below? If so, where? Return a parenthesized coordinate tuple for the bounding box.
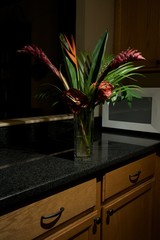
(102, 154, 156, 201)
(0, 179, 96, 240)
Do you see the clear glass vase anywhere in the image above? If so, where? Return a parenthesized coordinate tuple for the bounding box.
(74, 108, 94, 161)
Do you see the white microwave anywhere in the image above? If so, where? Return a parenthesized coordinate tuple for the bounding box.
(102, 88, 160, 134)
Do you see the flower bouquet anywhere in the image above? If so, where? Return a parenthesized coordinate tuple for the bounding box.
(18, 31, 145, 160)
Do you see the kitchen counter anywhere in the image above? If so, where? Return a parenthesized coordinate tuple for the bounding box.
(0, 130, 160, 215)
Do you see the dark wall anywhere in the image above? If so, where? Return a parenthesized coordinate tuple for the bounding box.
(0, 0, 76, 120)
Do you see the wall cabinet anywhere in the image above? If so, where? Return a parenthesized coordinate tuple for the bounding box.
(0, 153, 159, 240)
(114, 0, 160, 71)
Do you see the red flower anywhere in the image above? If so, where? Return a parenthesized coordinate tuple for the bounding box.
(110, 48, 145, 69)
(62, 88, 89, 113)
(98, 81, 113, 100)
(96, 48, 145, 85)
(18, 45, 70, 90)
(18, 45, 61, 79)
(93, 81, 113, 104)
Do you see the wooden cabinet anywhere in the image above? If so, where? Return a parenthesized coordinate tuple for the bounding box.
(114, 0, 160, 71)
(101, 153, 156, 240)
(152, 154, 160, 239)
(102, 179, 154, 240)
(0, 179, 99, 240)
(0, 153, 158, 240)
(43, 211, 99, 240)
(102, 154, 155, 200)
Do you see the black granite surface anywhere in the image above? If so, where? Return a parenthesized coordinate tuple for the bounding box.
(0, 127, 160, 216)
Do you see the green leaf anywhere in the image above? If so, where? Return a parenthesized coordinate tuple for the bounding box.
(64, 56, 78, 89)
(87, 31, 108, 87)
(122, 87, 142, 107)
(106, 62, 143, 85)
(110, 84, 142, 107)
(78, 52, 91, 81)
(35, 84, 62, 108)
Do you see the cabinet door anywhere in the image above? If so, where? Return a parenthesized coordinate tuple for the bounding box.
(114, 0, 160, 70)
(102, 179, 154, 240)
(152, 155, 160, 240)
(42, 211, 100, 240)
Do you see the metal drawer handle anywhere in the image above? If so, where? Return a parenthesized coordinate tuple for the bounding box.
(41, 207, 64, 220)
(129, 170, 141, 183)
(41, 207, 64, 229)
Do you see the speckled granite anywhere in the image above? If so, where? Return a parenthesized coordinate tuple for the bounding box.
(0, 130, 160, 215)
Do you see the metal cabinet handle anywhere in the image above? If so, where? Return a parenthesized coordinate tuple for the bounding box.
(41, 207, 64, 220)
(41, 207, 64, 229)
(106, 209, 114, 224)
(129, 170, 141, 183)
(93, 217, 102, 234)
(94, 217, 101, 225)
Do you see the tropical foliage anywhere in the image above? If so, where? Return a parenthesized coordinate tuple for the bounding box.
(18, 31, 145, 113)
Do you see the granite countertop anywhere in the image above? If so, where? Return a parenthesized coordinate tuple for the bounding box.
(0, 130, 160, 215)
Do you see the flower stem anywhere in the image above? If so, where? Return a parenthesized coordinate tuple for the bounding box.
(74, 109, 93, 159)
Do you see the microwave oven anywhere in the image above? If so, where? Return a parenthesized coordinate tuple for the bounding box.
(102, 88, 160, 134)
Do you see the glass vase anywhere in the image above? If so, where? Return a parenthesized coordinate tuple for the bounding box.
(74, 108, 94, 161)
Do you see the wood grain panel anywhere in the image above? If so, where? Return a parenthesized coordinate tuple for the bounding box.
(102, 153, 156, 201)
(0, 179, 96, 240)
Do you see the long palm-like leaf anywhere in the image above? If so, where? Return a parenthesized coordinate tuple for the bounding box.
(63, 55, 78, 89)
(87, 31, 108, 87)
(77, 52, 92, 92)
(106, 62, 143, 85)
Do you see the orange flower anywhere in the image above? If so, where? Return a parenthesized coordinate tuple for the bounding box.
(62, 35, 78, 70)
